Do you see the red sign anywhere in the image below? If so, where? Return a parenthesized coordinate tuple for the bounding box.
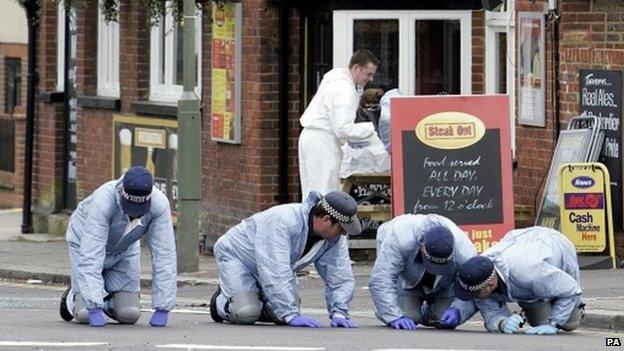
(564, 193, 604, 210)
(391, 95, 515, 252)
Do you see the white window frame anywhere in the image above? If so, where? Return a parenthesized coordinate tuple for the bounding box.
(149, 5, 202, 102)
(97, 2, 120, 97)
(57, 1, 65, 91)
(485, 9, 516, 155)
(333, 10, 472, 95)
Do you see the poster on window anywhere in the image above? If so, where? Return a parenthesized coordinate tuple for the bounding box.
(211, 1, 242, 143)
(518, 12, 545, 127)
(112, 115, 179, 217)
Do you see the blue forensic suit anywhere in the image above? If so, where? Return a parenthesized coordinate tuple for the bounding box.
(369, 214, 478, 325)
(66, 178, 177, 312)
(476, 226, 582, 332)
(213, 191, 354, 321)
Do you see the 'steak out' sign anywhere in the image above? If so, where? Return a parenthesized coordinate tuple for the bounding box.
(391, 95, 515, 252)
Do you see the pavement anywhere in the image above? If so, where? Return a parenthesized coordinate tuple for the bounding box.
(1, 208, 624, 332)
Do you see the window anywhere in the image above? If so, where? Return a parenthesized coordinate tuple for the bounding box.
(5, 58, 21, 114)
(485, 10, 516, 154)
(149, 4, 202, 102)
(0, 119, 15, 172)
(97, 1, 120, 97)
(333, 10, 472, 95)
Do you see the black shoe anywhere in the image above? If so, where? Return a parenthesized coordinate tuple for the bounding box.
(59, 286, 74, 322)
(209, 286, 224, 323)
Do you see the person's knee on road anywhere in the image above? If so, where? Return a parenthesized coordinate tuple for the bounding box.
(72, 293, 91, 324)
(227, 291, 263, 325)
(108, 292, 141, 324)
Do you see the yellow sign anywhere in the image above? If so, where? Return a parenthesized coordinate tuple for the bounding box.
(415, 111, 486, 149)
(211, 1, 240, 143)
(559, 163, 616, 266)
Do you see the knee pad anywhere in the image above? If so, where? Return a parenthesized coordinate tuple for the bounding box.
(559, 303, 584, 331)
(521, 301, 551, 327)
(228, 291, 263, 325)
(110, 292, 141, 324)
(73, 293, 90, 324)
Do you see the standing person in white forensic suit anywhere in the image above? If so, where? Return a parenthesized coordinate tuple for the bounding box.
(59, 166, 177, 327)
(454, 226, 584, 335)
(298, 49, 379, 197)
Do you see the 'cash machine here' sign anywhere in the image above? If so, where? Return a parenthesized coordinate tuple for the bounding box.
(391, 95, 515, 252)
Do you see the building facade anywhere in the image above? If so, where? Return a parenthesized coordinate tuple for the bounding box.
(0, 1, 28, 209)
(8, 0, 624, 259)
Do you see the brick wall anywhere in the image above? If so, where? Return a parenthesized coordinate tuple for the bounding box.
(514, 0, 624, 258)
(557, 0, 624, 258)
(472, 10, 485, 94)
(201, 0, 301, 245)
(32, 0, 66, 214)
(74, 0, 111, 200)
(513, 0, 557, 213)
(73, 1, 151, 201)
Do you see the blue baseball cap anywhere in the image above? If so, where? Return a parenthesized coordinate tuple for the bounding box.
(454, 256, 496, 301)
(421, 225, 455, 275)
(320, 191, 362, 236)
(119, 166, 153, 217)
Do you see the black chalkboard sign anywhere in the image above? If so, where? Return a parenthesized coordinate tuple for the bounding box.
(402, 130, 503, 224)
(579, 70, 623, 231)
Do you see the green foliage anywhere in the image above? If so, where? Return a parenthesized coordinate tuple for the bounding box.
(17, 0, 238, 26)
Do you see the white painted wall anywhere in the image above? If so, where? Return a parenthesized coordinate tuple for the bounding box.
(0, 1, 28, 44)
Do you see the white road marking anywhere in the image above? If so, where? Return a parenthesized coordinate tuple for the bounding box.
(0, 341, 109, 347)
(372, 349, 497, 351)
(156, 345, 325, 351)
(141, 308, 211, 315)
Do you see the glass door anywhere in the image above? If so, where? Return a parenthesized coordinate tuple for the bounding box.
(334, 10, 472, 96)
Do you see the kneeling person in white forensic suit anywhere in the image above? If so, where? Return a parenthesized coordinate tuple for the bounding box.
(210, 191, 361, 328)
(59, 166, 177, 327)
(369, 214, 478, 330)
(454, 226, 584, 335)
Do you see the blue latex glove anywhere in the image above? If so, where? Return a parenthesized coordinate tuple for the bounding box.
(389, 316, 418, 330)
(149, 309, 169, 327)
(288, 315, 323, 328)
(501, 314, 524, 334)
(526, 324, 558, 335)
(440, 308, 461, 328)
(88, 308, 106, 327)
(330, 316, 358, 328)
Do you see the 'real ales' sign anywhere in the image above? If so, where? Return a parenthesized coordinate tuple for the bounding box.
(391, 95, 515, 252)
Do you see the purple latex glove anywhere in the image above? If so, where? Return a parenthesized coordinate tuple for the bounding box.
(389, 316, 418, 330)
(149, 309, 169, 327)
(440, 308, 461, 328)
(88, 308, 106, 327)
(288, 315, 323, 328)
(330, 316, 358, 328)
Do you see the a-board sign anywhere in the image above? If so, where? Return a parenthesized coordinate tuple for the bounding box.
(559, 162, 617, 268)
(391, 95, 514, 252)
(559, 163, 608, 252)
(579, 69, 623, 231)
(535, 129, 593, 229)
